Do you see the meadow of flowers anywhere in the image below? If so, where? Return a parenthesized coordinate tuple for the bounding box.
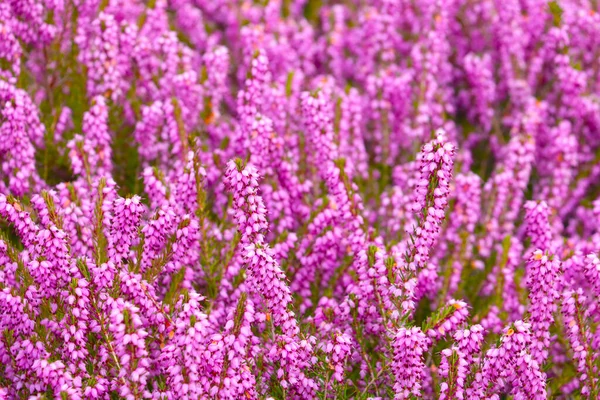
(1, 0, 600, 398)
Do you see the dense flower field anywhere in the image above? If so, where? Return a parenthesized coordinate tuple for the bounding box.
(1, 0, 600, 398)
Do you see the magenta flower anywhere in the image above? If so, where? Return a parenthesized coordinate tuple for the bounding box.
(391, 327, 431, 399)
(2, 0, 600, 397)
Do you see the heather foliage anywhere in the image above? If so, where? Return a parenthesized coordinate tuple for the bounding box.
(1, 0, 600, 399)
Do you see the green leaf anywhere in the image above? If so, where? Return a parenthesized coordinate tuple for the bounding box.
(548, 1, 563, 27)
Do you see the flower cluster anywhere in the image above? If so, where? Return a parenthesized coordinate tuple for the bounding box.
(1, 0, 600, 398)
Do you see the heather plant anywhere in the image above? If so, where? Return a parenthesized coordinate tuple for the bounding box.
(1, 0, 600, 399)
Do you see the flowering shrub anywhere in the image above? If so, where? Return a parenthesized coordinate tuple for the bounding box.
(1, 0, 600, 399)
